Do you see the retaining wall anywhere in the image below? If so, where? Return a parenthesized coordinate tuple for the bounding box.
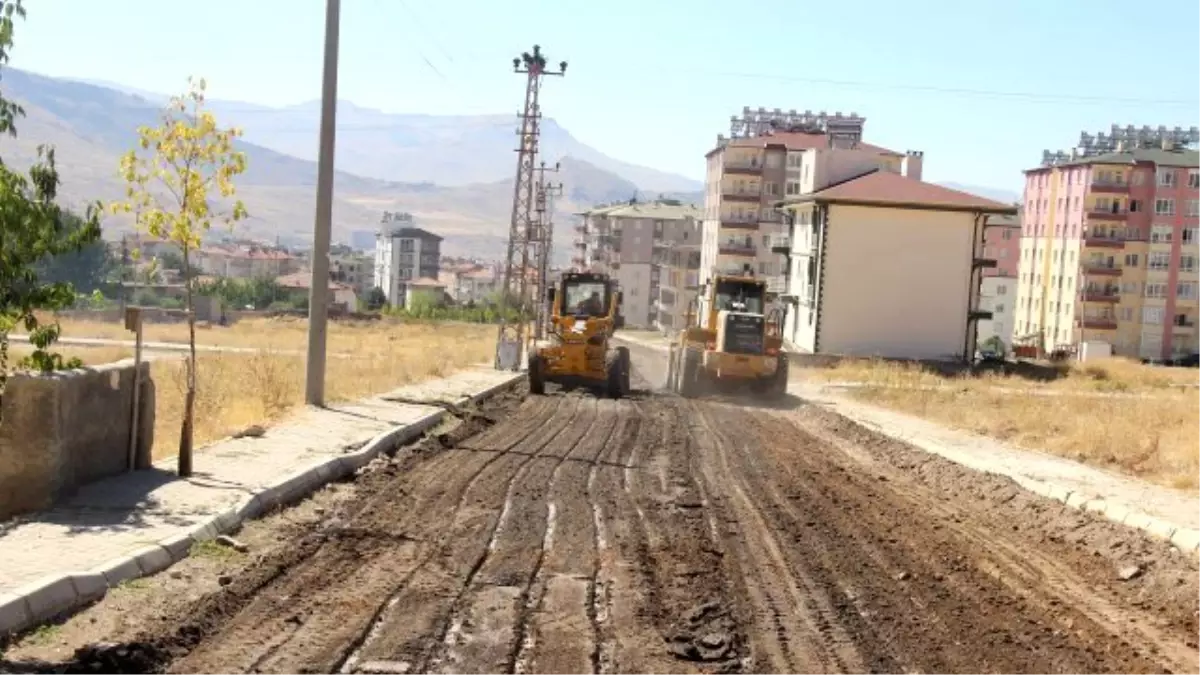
(0, 360, 155, 520)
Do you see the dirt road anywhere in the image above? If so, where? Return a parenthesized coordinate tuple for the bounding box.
(5, 345, 1197, 674)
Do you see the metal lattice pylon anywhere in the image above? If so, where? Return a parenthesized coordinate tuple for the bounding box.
(495, 46, 566, 370)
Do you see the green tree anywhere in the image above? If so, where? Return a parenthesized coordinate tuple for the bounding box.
(365, 286, 387, 311)
(33, 211, 116, 295)
(0, 0, 103, 411)
(110, 77, 248, 477)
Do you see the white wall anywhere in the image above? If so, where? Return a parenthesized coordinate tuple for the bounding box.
(977, 276, 1016, 351)
(615, 262, 653, 328)
(819, 205, 977, 360)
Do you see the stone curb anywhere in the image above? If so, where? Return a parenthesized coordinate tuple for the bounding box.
(0, 372, 523, 639)
(612, 335, 1200, 556)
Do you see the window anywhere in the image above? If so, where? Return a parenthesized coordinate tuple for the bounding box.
(1002, 229, 1013, 240)
(1187, 200, 1199, 217)
(997, 284, 1008, 295)
(1124, 253, 1140, 267)
(1143, 307, 1164, 325)
(1154, 199, 1175, 216)
(1157, 169, 1176, 187)
(1189, 170, 1200, 189)
(764, 182, 780, 196)
(785, 181, 800, 195)
(1183, 228, 1198, 244)
(1181, 255, 1197, 272)
(1145, 283, 1167, 298)
(1132, 171, 1146, 186)
(1129, 199, 1142, 213)
(1120, 307, 1134, 321)
(1178, 282, 1198, 300)
(994, 304, 1005, 314)
(1151, 225, 1173, 243)
(1149, 252, 1171, 270)
(1121, 282, 1139, 295)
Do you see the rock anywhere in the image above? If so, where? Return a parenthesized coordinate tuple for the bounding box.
(313, 507, 327, 516)
(169, 570, 184, 580)
(1117, 565, 1143, 581)
(699, 632, 728, 649)
(218, 574, 234, 586)
(894, 571, 911, 581)
(216, 535, 250, 553)
(233, 424, 266, 439)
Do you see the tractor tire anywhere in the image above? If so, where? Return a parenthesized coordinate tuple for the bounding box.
(528, 354, 546, 395)
(769, 353, 789, 398)
(605, 350, 624, 399)
(666, 346, 678, 393)
(679, 349, 702, 399)
(616, 346, 631, 396)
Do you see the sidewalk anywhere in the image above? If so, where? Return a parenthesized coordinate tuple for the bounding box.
(0, 365, 521, 636)
(614, 334, 1200, 553)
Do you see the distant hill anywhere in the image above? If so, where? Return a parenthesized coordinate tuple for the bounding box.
(0, 69, 700, 261)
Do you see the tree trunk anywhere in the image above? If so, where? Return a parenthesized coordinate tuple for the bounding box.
(179, 243, 196, 477)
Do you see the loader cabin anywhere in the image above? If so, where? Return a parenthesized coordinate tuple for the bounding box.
(547, 272, 625, 328)
(688, 275, 779, 356)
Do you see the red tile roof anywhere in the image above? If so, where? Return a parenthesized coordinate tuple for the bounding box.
(276, 271, 351, 291)
(408, 277, 445, 287)
(785, 170, 1015, 213)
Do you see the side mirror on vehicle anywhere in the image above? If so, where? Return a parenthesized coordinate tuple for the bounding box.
(546, 288, 556, 303)
(616, 291, 624, 305)
(614, 315, 625, 330)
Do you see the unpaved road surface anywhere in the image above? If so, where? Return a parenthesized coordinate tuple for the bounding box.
(3, 345, 1197, 674)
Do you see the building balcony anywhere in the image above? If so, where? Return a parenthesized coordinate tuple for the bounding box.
(716, 265, 755, 277)
(723, 160, 763, 175)
(1086, 208, 1129, 221)
(717, 239, 757, 256)
(770, 238, 791, 255)
(1080, 317, 1118, 330)
(722, 188, 762, 203)
(1084, 287, 1120, 302)
(1083, 235, 1125, 249)
(720, 216, 759, 230)
(1172, 318, 1197, 333)
(1082, 262, 1122, 276)
(1089, 179, 1130, 194)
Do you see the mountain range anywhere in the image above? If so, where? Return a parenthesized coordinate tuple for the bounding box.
(1, 68, 1018, 262)
(1, 68, 700, 261)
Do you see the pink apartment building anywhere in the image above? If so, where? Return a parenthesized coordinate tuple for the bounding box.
(1015, 144, 1199, 361)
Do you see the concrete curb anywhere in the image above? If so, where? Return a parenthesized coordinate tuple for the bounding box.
(0, 372, 523, 638)
(612, 335, 1200, 556)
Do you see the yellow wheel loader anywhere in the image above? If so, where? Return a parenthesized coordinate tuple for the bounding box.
(528, 272, 631, 399)
(666, 274, 788, 399)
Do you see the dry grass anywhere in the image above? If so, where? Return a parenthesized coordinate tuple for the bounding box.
(803, 357, 1200, 490)
(11, 319, 496, 461)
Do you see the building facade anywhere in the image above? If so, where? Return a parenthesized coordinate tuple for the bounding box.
(574, 200, 702, 329)
(976, 211, 1021, 352)
(373, 213, 443, 307)
(701, 125, 922, 295)
(777, 171, 1015, 361)
(1014, 146, 1199, 361)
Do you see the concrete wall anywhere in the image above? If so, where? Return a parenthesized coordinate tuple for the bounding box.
(819, 205, 975, 360)
(0, 360, 155, 520)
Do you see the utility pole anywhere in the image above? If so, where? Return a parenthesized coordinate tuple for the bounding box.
(495, 45, 567, 371)
(533, 161, 563, 342)
(304, 0, 341, 406)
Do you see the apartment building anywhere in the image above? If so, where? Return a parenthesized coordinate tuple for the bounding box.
(575, 200, 702, 328)
(1014, 144, 1199, 361)
(652, 219, 703, 332)
(977, 211, 1021, 352)
(373, 212, 443, 307)
(701, 117, 922, 294)
(777, 171, 1016, 361)
(330, 252, 373, 297)
(195, 244, 300, 279)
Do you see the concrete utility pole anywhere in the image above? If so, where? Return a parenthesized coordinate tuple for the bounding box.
(494, 45, 567, 371)
(533, 161, 563, 342)
(305, 0, 341, 406)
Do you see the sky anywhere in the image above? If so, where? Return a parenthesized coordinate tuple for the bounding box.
(9, 0, 1200, 193)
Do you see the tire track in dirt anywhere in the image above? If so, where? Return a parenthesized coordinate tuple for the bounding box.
(778, 406, 1200, 673)
(169, 395, 573, 674)
(425, 398, 602, 674)
(700, 402, 1176, 673)
(515, 398, 628, 675)
(342, 396, 588, 674)
(690, 402, 874, 674)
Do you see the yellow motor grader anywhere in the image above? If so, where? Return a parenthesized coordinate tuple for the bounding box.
(666, 273, 788, 399)
(528, 272, 631, 398)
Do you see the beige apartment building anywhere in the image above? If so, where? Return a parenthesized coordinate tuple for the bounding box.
(574, 200, 702, 329)
(701, 117, 923, 294)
